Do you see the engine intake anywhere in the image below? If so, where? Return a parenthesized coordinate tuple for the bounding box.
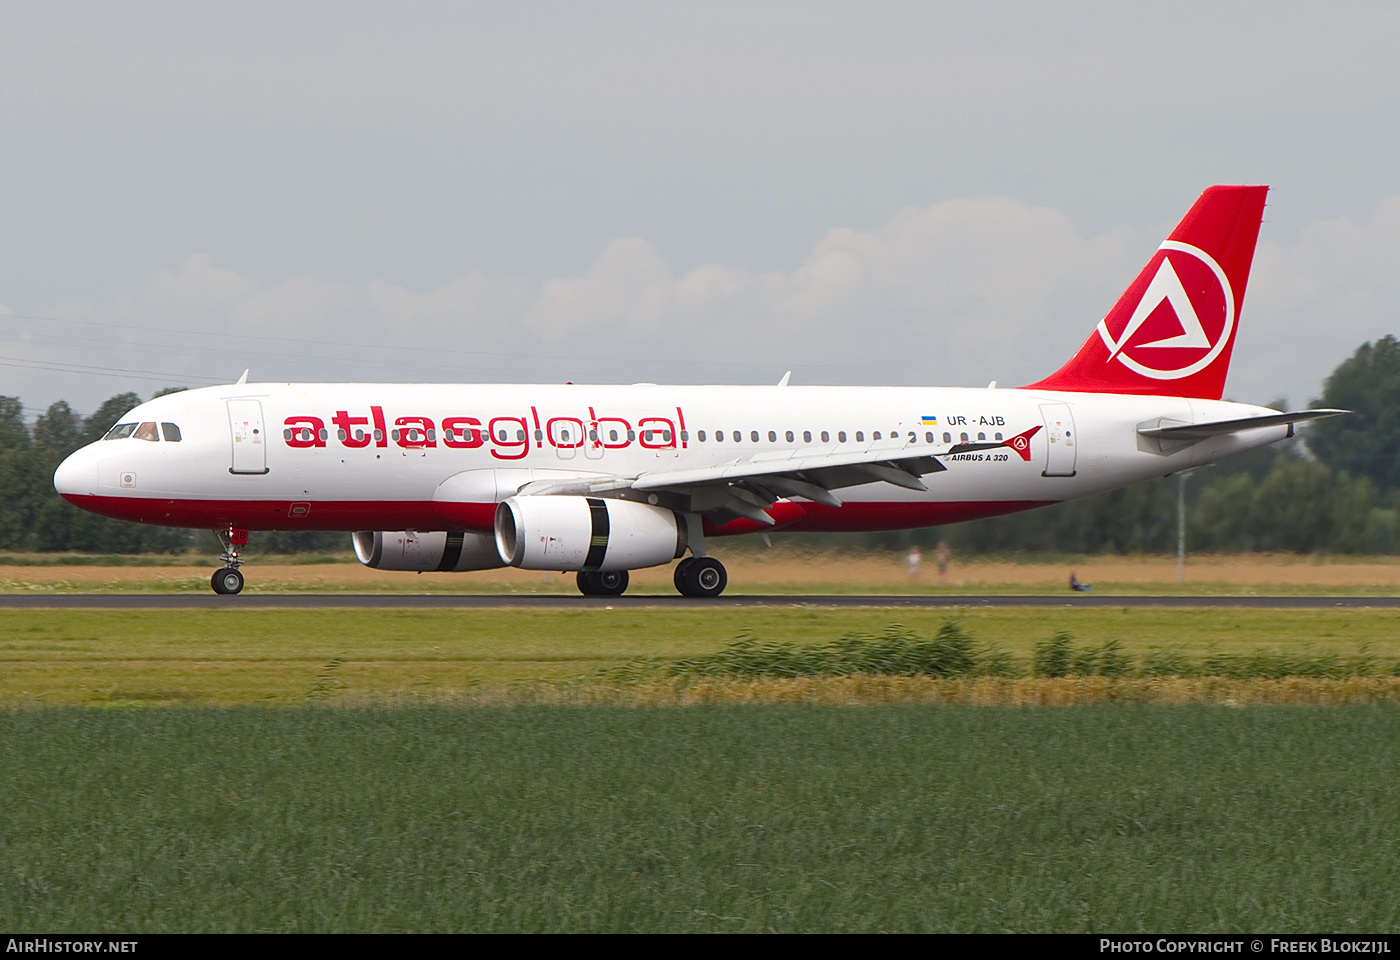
(352, 530, 504, 572)
(495, 496, 685, 571)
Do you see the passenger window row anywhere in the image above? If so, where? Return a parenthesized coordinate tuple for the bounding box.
(278, 423, 1009, 449)
(688, 429, 1004, 445)
(104, 420, 1005, 450)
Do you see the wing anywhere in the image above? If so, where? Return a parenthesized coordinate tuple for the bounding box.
(515, 427, 1041, 526)
(633, 441, 946, 523)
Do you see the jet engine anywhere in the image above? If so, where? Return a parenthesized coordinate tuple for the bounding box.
(352, 530, 504, 572)
(495, 496, 685, 571)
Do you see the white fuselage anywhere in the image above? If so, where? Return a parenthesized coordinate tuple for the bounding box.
(53, 381, 1287, 537)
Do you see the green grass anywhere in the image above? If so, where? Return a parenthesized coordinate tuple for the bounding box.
(2, 705, 1398, 932)
(5, 608, 1400, 705)
(651, 628, 1399, 680)
(6, 608, 1399, 931)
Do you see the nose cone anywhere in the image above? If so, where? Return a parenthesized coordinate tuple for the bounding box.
(53, 447, 99, 499)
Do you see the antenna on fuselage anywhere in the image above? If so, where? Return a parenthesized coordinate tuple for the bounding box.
(235, 370, 249, 385)
(777, 371, 791, 387)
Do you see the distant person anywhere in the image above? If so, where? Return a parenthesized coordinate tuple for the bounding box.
(1069, 571, 1091, 592)
(935, 541, 951, 582)
(906, 546, 922, 578)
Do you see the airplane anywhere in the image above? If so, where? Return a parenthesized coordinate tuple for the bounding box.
(52, 185, 1344, 597)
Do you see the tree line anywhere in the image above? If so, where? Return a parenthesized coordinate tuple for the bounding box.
(3, 336, 1399, 555)
(0, 389, 341, 554)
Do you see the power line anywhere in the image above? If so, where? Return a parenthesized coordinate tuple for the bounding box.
(0, 354, 225, 385)
(0, 311, 849, 371)
(0, 329, 485, 379)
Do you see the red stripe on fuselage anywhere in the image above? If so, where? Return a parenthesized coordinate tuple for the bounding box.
(61, 494, 450, 532)
(62, 493, 1055, 535)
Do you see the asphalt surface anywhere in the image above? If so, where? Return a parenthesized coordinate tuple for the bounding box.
(2, 594, 1398, 609)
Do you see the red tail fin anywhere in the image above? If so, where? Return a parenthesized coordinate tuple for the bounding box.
(1025, 185, 1268, 400)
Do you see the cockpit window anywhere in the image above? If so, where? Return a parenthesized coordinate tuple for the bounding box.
(160, 423, 182, 442)
(133, 422, 160, 442)
(104, 423, 138, 440)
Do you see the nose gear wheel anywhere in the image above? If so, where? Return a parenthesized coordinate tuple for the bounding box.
(211, 567, 245, 595)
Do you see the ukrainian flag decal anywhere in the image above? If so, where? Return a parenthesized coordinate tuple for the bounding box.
(920, 415, 938, 425)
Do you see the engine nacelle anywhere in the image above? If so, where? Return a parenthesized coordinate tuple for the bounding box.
(352, 530, 504, 572)
(495, 496, 685, 571)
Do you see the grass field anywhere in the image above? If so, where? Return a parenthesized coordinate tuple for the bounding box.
(3, 607, 1400, 706)
(6, 549, 1400, 595)
(5, 561, 1400, 932)
(3, 705, 1398, 932)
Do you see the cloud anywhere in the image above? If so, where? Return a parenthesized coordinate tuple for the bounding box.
(526, 238, 676, 337)
(11, 193, 1400, 414)
(1241, 196, 1400, 403)
(510, 197, 1143, 379)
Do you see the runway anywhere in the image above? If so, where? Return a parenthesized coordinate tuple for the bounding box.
(3, 593, 1398, 609)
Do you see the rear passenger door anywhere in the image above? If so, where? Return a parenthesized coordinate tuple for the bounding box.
(1039, 403, 1077, 477)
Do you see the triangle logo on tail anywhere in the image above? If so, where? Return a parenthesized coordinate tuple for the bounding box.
(1105, 256, 1210, 359)
(1093, 241, 1235, 382)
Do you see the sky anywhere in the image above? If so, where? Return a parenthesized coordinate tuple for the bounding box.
(1, 1, 1397, 417)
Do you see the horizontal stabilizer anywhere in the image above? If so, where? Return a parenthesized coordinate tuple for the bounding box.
(1137, 409, 1347, 441)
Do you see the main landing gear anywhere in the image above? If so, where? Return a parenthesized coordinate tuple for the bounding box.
(211, 527, 248, 595)
(572, 558, 729, 598)
(573, 512, 729, 598)
(576, 570, 629, 597)
(674, 557, 728, 598)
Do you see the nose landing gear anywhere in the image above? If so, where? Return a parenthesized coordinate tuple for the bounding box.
(211, 527, 249, 595)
